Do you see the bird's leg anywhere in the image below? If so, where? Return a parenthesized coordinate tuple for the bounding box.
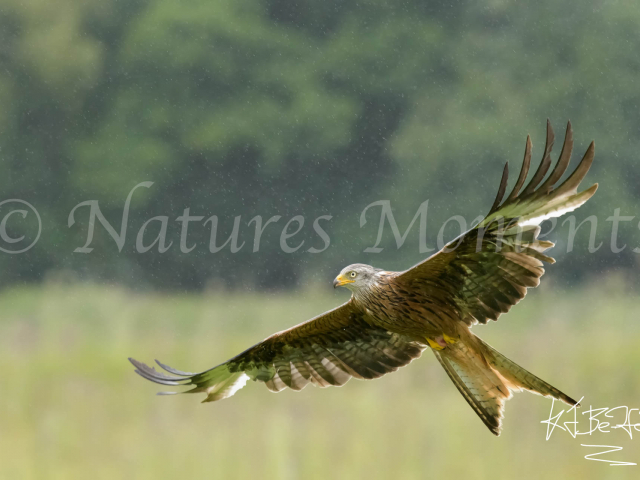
(427, 334, 458, 350)
(427, 336, 447, 350)
(442, 333, 457, 345)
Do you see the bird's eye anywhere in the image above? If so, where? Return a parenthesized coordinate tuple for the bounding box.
(350, 272, 357, 278)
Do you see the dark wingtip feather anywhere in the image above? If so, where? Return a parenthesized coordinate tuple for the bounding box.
(538, 120, 574, 193)
(522, 121, 555, 196)
(500, 121, 594, 209)
(506, 134, 532, 202)
(489, 162, 509, 214)
(155, 359, 197, 376)
(130, 357, 192, 386)
(583, 183, 598, 196)
(133, 369, 184, 386)
(555, 141, 595, 197)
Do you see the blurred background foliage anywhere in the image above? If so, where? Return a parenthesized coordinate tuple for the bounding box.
(2, 282, 640, 479)
(0, 0, 638, 290)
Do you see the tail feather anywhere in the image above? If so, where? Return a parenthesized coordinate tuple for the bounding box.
(478, 338, 579, 407)
(435, 335, 578, 436)
(434, 341, 511, 435)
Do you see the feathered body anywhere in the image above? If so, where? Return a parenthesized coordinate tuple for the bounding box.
(131, 121, 596, 435)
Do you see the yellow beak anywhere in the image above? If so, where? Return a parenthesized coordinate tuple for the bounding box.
(333, 274, 354, 288)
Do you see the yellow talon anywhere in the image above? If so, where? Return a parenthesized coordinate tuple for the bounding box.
(443, 333, 457, 344)
(427, 334, 457, 350)
(427, 338, 445, 350)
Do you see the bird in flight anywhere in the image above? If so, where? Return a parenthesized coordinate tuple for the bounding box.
(130, 121, 597, 435)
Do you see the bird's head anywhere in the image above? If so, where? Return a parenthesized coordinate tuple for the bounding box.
(333, 264, 380, 293)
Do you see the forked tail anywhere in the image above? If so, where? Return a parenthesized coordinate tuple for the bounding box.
(434, 334, 578, 435)
(479, 337, 579, 408)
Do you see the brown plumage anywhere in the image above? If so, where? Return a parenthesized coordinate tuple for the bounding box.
(130, 120, 597, 435)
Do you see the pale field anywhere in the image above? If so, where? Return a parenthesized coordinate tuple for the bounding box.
(0, 279, 638, 479)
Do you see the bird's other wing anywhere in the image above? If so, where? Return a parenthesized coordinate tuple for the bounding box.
(397, 120, 597, 325)
(130, 300, 425, 402)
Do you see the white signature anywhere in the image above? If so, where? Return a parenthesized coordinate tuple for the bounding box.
(541, 397, 640, 466)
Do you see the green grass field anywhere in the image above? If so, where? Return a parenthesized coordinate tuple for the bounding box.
(1, 280, 638, 479)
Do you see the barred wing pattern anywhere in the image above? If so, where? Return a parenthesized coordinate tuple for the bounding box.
(130, 301, 425, 402)
(398, 121, 597, 325)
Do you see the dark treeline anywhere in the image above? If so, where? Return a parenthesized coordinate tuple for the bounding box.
(0, 0, 638, 290)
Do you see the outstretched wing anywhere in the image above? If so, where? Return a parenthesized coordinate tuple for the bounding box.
(397, 120, 597, 325)
(130, 300, 425, 402)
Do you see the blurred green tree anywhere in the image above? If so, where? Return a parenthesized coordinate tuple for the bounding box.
(0, 0, 637, 289)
